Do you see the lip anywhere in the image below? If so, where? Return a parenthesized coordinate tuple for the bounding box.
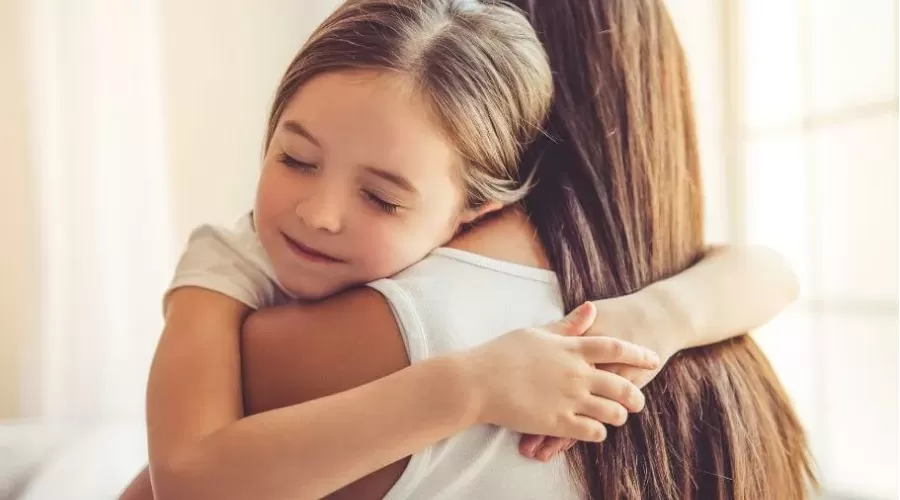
(281, 232, 343, 264)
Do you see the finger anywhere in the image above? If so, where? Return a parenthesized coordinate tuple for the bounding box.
(578, 337, 660, 368)
(536, 437, 573, 462)
(594, 362, 625, 376)
(518, 434, 546, 459)
(560, 414, 608, 443)
(579, 396, 629, 426)
(598, 363, 656, 388)
(544, 302, 597, 337)
(590, 370, 645, 413)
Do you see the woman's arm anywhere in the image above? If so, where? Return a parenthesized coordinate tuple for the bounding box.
(240, 292, 654, 500)
(149, 286, 477, 500)
(239, 288, 413, 500)
(145, 288, 657, 500)
(121, 289, 410, 500)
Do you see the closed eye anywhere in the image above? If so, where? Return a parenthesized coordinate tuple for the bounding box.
(362, 190, 400, 215)
(278, 152, 317, 172)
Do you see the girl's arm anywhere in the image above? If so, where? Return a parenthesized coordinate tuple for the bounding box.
(519, 245, 799, 461)
(145, 288, 657, 500)
(587, 244, 799, 358)
(241, 242, 798, 492)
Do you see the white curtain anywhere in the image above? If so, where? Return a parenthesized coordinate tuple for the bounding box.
(673, 1, 898, 497)
(735, 0, 898, 498)
(21, 0, 173, 423)
(16, 0, 343, 426)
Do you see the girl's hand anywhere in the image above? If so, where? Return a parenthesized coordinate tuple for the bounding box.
(517, 358, 668, 462)
(520, 245, 800, 460)
(587, 289, 681, 387)
(463, 302, 660, 443)
(518, 292, 678, 461)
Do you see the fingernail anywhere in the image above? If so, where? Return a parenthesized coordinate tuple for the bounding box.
(538, 449, 552, 461)
(570, 302, 588, 316)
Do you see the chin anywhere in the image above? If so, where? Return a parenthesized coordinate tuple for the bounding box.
(283, 279, 353, 302)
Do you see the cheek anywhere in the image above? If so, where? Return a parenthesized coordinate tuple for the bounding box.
(255, 165, 296, 223)
(349, 213, 459, 278)
(349, 224, 418, 277)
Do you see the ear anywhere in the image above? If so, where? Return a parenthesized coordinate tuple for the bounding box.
(458, 201, 504, 225)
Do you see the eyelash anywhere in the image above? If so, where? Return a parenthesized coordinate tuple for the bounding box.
(278, 152, 316, 172)
(280, 153, 400, 215)
(362, 190, 400, 215)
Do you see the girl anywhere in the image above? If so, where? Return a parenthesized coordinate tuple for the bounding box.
(126, 0, 801, 499)
(238, 0, 816, 498)
(141, 2, 657, 499)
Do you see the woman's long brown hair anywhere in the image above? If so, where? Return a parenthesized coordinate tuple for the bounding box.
(509, 0, 818, 498)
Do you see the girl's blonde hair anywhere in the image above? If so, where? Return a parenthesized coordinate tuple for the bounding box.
(265, 0, 552, 207)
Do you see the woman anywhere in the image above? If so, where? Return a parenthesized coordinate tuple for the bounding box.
(237, 0, 815, 498)
(121, 0, 807, 498)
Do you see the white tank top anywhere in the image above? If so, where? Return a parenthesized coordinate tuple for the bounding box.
(368, 247, 584, 500)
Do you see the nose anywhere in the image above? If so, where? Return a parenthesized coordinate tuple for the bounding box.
(295, 186, 344, 234)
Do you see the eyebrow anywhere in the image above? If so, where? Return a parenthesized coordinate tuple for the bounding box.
(284, 119, 417, 195)
(364, 166, 418, 195)
(282, 120, 320, 147)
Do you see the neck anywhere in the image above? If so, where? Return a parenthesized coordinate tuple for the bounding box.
(448, 205, 551, 270)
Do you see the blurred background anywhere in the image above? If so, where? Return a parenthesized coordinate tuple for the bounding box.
(0, 0, 896, 498)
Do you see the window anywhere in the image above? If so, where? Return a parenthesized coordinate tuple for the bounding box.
(738, 1, 898, 498)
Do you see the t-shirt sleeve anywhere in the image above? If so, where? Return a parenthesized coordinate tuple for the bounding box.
(166, 224, 276, 311)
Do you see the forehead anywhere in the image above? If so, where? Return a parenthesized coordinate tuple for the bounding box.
(281, 70, 459, 175)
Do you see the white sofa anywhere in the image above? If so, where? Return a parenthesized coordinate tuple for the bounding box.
(0, 421, 146, 500)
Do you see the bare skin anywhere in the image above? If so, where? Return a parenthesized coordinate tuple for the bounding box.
(121, 210, 797, 499)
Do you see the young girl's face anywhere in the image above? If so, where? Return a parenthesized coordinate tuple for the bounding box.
(255, 70, 494, 300)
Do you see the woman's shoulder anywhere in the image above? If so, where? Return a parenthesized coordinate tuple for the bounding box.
(447, 207, 552, 271)
(379, 206, 556, 286)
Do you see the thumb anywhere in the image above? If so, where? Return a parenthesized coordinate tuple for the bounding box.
(545, 302, 597, 337)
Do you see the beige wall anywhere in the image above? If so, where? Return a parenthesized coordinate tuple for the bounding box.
(160, 0, 342, 242)
(0, 0, 37, 418)
(666, 0, 730, 241)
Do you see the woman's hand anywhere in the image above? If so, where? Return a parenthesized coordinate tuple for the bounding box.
(464, 302, 660, 442)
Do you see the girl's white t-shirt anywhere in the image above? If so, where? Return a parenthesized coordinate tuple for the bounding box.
(168, 213, 290, 309)
(169, 214, 583, 500)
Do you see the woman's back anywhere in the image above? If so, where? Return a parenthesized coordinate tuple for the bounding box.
(368, 224, 583, 499)
(505, 0, 817, 498)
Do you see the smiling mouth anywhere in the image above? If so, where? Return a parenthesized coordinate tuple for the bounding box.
(281, 233, 343, 264)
